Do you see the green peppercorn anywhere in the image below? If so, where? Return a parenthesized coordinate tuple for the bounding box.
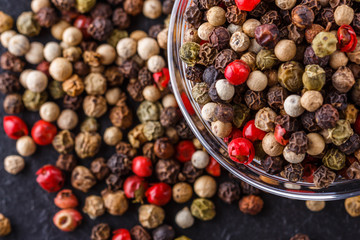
(192, 82, 211, 105)
(302, 64, 326, 91)
(180, 42, 200, 67)
(233, 104, 250, 128)
(278, 61, 304, 92)
(190, 198, 216, 221)
(16, 12, 41, 37)
(322, 148, 346, 171)
(22, 89, 48, 111)
(107, 30, 129, 48)
(48, 81, 65, 100)
(312, 32, 338, 58)
(328, 120, 354, 146)
(137, 101, 161, 123)
(143, 121, 164, 141)
(256, 49, 278, 71)
(76, 0, 96, 13)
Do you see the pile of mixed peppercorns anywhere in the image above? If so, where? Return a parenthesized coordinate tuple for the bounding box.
(0, 0, 273, 239)
(180, 0, 360, 188)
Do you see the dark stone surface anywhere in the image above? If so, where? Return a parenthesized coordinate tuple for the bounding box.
(1, 1, 360, 240)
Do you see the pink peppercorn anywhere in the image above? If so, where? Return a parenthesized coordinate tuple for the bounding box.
(224, 60, 251, 86)
(228, 137, 255, 165)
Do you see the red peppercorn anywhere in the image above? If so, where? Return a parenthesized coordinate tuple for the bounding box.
(224, 128, 243, 144)
(132, 156, 153, 177)
(74, 15, 92, 39)
(181, 92, 195, 115)
(31, 120, 57, 146)
(355, 114, 360, 135)
(274, 124, 289, 146)
(53, 209, 82, 232)
(175, 140, 196, 162)
(302, 163, 317, 183)
(224, 60, 250, 86)
(338, 25, 358, 52)
(36, 61, 50, 77)
(206, 156, 221, 177)
(123, 175, 148, 202)
(243, 120, 266, 142)
(153, 68, 170, 90)
(3, 116, 28, 140)
(54, 189, 79, 209)
(36, 165, 64, 192)
(112, 229, 132, 240)
(145, 182, 172, 206)
(228, 137, 255, 165)
(235, 0, 261, 11)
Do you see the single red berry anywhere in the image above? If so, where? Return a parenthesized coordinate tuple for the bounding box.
(153, 68, 170, 90)
(145, 182, 172, 206)
(54, 189, 79, 209)
(31, 120, 57, 145)
(355, 114, 360, 135)
(235, 0, 261, 11)
(302, 163, 317, 183)
(175, 140, 196, 162)
(224, 128, 243, 144)
(132, 156, 153, 177)
(36, 61, 50, 77)
(123, 175, 148, 202)
(206, 156, 221, 177)
(74, 15, 92, 39)
(224, 60, 250, 85)
(36, 165, 64, 192)
(337, 25, 357, 52)
(3, 116, 28, 140)
(112, 229, 132, 240)
(53, 209, 82, 232)
(181, 92, 195, 115)
(228, 137, 255, 165)
(274, 124, 289, 146)
(243, 120, 266, 142)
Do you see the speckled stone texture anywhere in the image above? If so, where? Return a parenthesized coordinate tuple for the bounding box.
(1, 1, 360, 240)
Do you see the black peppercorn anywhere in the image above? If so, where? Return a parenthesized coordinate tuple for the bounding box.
(51, 0, 75, 11)
(176, 119, 194, 139)
(91, 157, 110, 181)
(127, 79, 145, 102)
(288, 131, 308, 154)
(152, 225, 175, 240)
(107, 153, 131, 176)
(214, 103, 234, 123)
(301, 0, 321, 16)
(91, 3, 113, 19)
(155, 159, 180, 184)
(3, 93, 23, 114)
(218, 181, 241, 204)
(81, 41, 98, 52)
(267, 86, 288, 110)
(315, 104, 339, 129)
(119, 60, 140, 79)
(203, 65, 219, 86)
(74, 61, 90, 77)
(148, 24, 164, 39)
(301, 111, 321, 132)
(0, 72, 20, 94)
(209, 27, 231, 50)
(179, 161, 203, 183)
(160, 107, 181, 128)
(287, 23, 305, 44)
(275, 115, 299, 133)
(142, 142, 157, 162)
(184, 5, 203, 28)
(261, 10, 281, 26)
(319, 8, 335, 29)
(261, 156, 285, 174)
(198, 43, 218, 66)
(186, 65, 205, 82)
(255, 24, 280, 49)
(214, 49, 237, 73)
(162, 0, 175, 15)
(249, 1, 268, 18)
(1, 52, 25, 72)
(240, 181, 260, 195)
(313, 165, 336, 188)
(339, 134, 360, 155)
(244, 90, 267, 111)
(112, 8, 130, 30)
(35, 7, 59, 28)
(63, 95, 83, 111)
(56, 154, 77, 172)
(225, 5, 247, 25)
(281, 163, 304, 182)
(91, 223, 111, 240)
(325, 90, 348, 111)
(303, 46, 330, 68)
(116, 141, 137, 158)
(87, 17, 113, 42)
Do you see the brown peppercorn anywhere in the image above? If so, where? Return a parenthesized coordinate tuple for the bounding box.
(52, 130, 75, 154)
(130, 225, 151, 240)
(91, 223, 111, 240)
(255, 24, 280, 49)
(267, 86, 288, 110)
(325, 90, 347, 111)
(176, 119, 194, 140)
(240, 181, 261, 195)
(148, 24, 164, 39)
(83, 195, 106, 219)
(62, 74, 84, 97)
(71, 165, 96, 192)
(1, 52, 25, 72)
(87, 17, 113, 42)
(107, 153, 131, 176)
(291, 5, 314, 29)
(305, 24, 324, 44)
(281, 163, 303, 182)
(244, 90, 267, 111)
(346, 161, 360, 180)
(301, 112, 321, 132)
(339, 134, 360, 155)
(106, 173, 123, 191)
(178, 161, 203, 183)
(124, 0, 144, 16)
(315, 104, 339, 129)
(214, 103, 234, 123)
(313, 165, 336, 188)
(105, 67, 124, 89)
(332, 66, 355, 93)
(225, 5, 247, 25)
(184, 5, 203, 28)
(287, 23, 304, 45)
(162, 0, 174, 14)
(160, 107, 180, 128)
(0, 72, 20, 94)
(209, 27, 230, 50)
(83, 51, 101, 67)
(214, 49, 237, 73)
(81, 41, 98, 52)
(142, 142, 156, 162)
(74, 61, 90, 77)
(0, 213, 11, 237)
(3, 93, 23, 114)
(155, 159, 180, 184)
(91, 3, 113, 19)
(56, 154, 77, 172)
(63, 95, 83, 110)
(51, 0, 75, 11)
(154, 137, 175, 159)
(110, 99, 133, 129)
(288, 131, 308, 154)
(239, 195, 264, 215)
(198, 43, 218, 66)
(83, 95, 108, 118)
(319, 7, 335, 28)
(75, 132, 101, 159)
(116, 141, 137, 158)
(35, 7, 59, 28)
(261, 10, 281, 26)
(102, 189, 129, 216)
(119, 59, 140, 78)
(91, 157, 110, 181)
(112, 8, 130, 30)
(218, 181, 241, 204)
(261, 156, 285, 174)
(290, 233, 310, 240)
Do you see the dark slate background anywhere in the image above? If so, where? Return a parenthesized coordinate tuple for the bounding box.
(1, 1, 360, 240)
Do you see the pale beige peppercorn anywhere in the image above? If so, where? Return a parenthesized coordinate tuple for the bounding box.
(31, 0, 50, 13)
(0, 30, 16, 48)
(211, 121, 232, 138)
(105, 88, 122, 105)
(307, 133, 326, 156)
(8, 34, 30, 56)
(103, 126, 123, 146)
(329, 51, 348, 69)
(242, 19, 260, 38)
(143, 0, 162, 19)
(57, 109, 79, 130)
(137, 37, 160, 60)
(306, 200, 326, 212)
(284, 95, 305, 117)
(198, 22, 215, 41)
(184, 28, 201, 43)
(16, 136, 36, 157)
(40, 102, 60, 122)
(147, 55, 165, 73)
(4, 155, 25, 175)
(262, 132, 284, 156)
(162, 94, 178, 108)
(143, 85, 161, 102)
(283, 145, 305, 164)
(44, 41, 61, 62)
(51, 20, 70, 40)
(83, 195, 105, 219)
(345, 196, 360, 217)
(102, 190, 129, 216)
(194, 175, 217, 198)
(300, 90, 323, 112)
(227, 24, 242, 34)
(157, 28, 168, 49)
(62, 27, 83, 46)
(96, 44, 116, 65)
(207, 6, 226, 26)
(138, 204, 165, 229)
(230, 31, 250, 52)
(130, 30, 148, 41)
(84, 73, 107, 95)
(274, 40, 297, 62)
(25, 42, 44, 64)
(26, 70, 48, 93)
(19, 69, 32, 88)
(334, 5, 354, 26)
(49, 57, 73, 81)
(117, 38, 137, 59)
(275, 0, 296, 10)
(246, 70, 268, 92)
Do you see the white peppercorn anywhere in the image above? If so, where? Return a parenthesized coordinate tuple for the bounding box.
(274, 40, 297, 62)
(26, 70, 48, 93)
(40, 102, 60, 122)
(57, 109, 79, 130)
(104, 126, 123, 146)
(137, 37, 160, 60)
(184, 28, 201, 43)
(8, 34, 30, 56)
(143, 85, 161, 102)
(283, 145, 306, 164)
(329, 51, 348, 69)
(306, 133, 325, 156)
(215, 79, 235, 101)
(19, 69, 32, 88)
(191, 150, 210, 169)
(16, 136, 36, 157)
(198, 22, 215, 41)
(230, 31, 250, 52)
(162, 94, 178, 108)
(284, 95, 305, 117)
(334, 5, 354, 26)
(44, 42, 61, 62)
(25, 42, 44, 64)
(246, 70, 268, 92)
(96, 44, 116, 65)
(300, 90, 323, 112)
(49, 57, 73, 81)
(147, 55, 165, 73)
(4, 155, 25, 175)
(31, 0, 50, 13)
(62, 27, 83, 46)
(262, 132, 284, 157)
(211, 121, 232, 138)
(175, 207, 194, 229)
(157, 28, 168, 49)
(116, 37, 137, 59)
(130, 30, 148, 41)
(227, 24, 242, 34)
(105, 88, 122, 105)
(0, 30, 16, 48)
(84, 73, 107, 95)
(207, 6, 226, 26)
(51, 20, 70, 40)
(143, 0, 162, 19)
(275, 0, 296, 10)
(194, 175, 217, 198)
(201, 102, 217, 122)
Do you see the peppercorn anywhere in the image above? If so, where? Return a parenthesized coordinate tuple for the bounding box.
(255, 107, 277, 132)
(283, 145, 306, 164)
(218, 181, 241, 204)
(291, 5, 314, 29)
(17, 12, 41, 37)
(56, 154, 77, 171)
(332, 66, 355, 93)
(102, 190, 129, 216)
(288, 131, 308, 155)
(239, 195, 264, 215)
(107, 153, 131, 176)
(3, 93, 23, 114)
(313, 165, 336, 188)
(244, 90, 266, 111)
(175, 207, 194, 229)
(191, 198, 216, 221)
(176, 119, 194, 139)
(315, 104, 339, 129)
(307, 133, 326, 156)
(255, 24, 280, 49)
(345, 196, 360, 217)
(52, 130, 74, 154)
(4, 155, 25, 175)
(83, 95, 108, 118)
(87, 17, 113, 41)
(138, 204, 165, 229)
(16, 136, 36, 157)
(0, 213, 11, 237)
(91, 223, 111, 240)
(1, 52, 25, 72)
(90, 157, 110, 181)
(57, 109, 79, 130)
(262, 132, 284, 157)
(347, 161, 360, 180)
(261, 156, 285, 174)
(83, 195, 105, 219)
(75, 132, 101, 159)
(154, 159, 179, 184)
(312, 32, 338, 58)
(281, 163, 303, 182)
(339, 134, 360, 155)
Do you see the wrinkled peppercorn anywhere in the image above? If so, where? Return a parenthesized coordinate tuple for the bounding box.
(304, 46, 330, 68)
(214, 103, 234, 123)
(261, 156, 285, 174)
(160, 107, 181, 128)
(275, 115, 299, 133)
(244, 90, 266, 111)
(107, 153, 131, 176)
(239, 195, 264, 215)
(186, 65, 204, 82)
(288, 131, 308, 154)
(179, 161, 203, 183)
(240, 181, 260, 195)
(56, 154, 77, 172)
(291, 5, 315, 29)
(130, 225, 151, 240)
(261, 10, 281, 26)
(155, 159, 180, 184)
(36, 7, 59, 28)
(184, 5, 203, 28)
(119, 60, 140, 78)
(0, 72, 20, 94)
(301, 111, 321, 132)
(267, 86, 288, 110)
(214, 49, 237, 73)
(106, 173, 123, 191)
(209, 27, 230, 50)
(91, 223, 111, 240)
(116, 141, 137, 158)
(148, 24, 164, 39)
(198, 43, 218, 66)
(290, 233, 310, 240)
(176, 119, 194, 139)
(281, 163, 303, 182)
(3, 93, 23, 114)
(326, 90, 347, 111)
(315, 104, 339, 129)
(218, 181, 241, 204)
(91, 157, 110, 181)
(1, 52, 25, 72)
(87, 17, 113, 42)
(313, 165, 336, 188)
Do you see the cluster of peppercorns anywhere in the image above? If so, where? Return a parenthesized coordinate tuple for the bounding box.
(180, 0, 360, 188)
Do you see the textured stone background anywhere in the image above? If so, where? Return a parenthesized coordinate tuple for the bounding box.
(1, 1, 360, 239)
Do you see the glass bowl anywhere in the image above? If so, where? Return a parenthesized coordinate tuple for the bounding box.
(167, 0, 360, 201)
